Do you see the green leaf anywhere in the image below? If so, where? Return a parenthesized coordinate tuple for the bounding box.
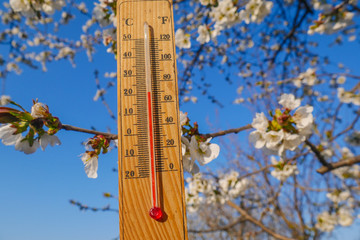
(11, 111, 33, 121)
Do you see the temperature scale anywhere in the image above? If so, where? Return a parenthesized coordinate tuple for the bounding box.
(116, 1, 188, 239)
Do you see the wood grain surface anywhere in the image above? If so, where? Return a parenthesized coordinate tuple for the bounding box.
(117, 1, 188, 239)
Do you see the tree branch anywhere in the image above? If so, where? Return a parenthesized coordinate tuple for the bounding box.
(227, 201, 295, 240)
(304, 139, 331, 168)
(316, 155, 360, 174)
(61, 123, 252, 141)
(202, 124, 252, 138)
(61, 124, 118, 140)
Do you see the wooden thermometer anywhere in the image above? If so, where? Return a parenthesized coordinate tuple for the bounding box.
(116, 1, 188, 239)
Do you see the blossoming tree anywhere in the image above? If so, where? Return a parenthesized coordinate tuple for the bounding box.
(0, 0, 360, 239)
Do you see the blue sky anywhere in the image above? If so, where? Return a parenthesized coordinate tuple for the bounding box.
(0, 2, 360, 240)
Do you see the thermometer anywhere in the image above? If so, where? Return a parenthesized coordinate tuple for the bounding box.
(117, 1, 188, 239)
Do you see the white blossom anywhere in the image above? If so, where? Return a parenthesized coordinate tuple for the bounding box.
(341, 147, 354, 159)
(345, 131, 360, 146)
(332, 164, 360, 179)
(81, 152, 99, 178)
(9, 0, 30, 12)
(39, 133, 61, 151)
(93, 3, 110, 27)
(55, 47, 75, 61)
(282, 132, 303, 151)
(249, 130, 266, 149)
(293, 106, 314, 129)
(264, 130, 284, 149)
(326, 190, 350, 203)
(185, 188, 203, 213)
(293, 68, 317, 87)
(189, 136, 220, 166)
(31, 102, 49, 118)
(199, 0, 216, 6)
(0, 95, 11, 106)
(337, 207, 354, 227)
(315, 211, 337, 232)
(279, 93, 301, 110)
(309, 10, 354, 35)
(9, 0, 65, 15)
(0, 124, 21, 146)
(219, 171, 248, 200)
(93, 89, 106, 101)
(270, 157, 299, 181)
(181, 136, 199, 173)
(15, 137, 40, 154)
(175, 29, 191, 49)
(179, 111, 188, 126)
(251, 112, 268, 132)
(196, 25, 211, 44)
(337, 76, 346, 84)
(337, 87, 360, 106)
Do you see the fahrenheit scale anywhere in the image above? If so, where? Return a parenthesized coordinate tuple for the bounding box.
(116, 1, 188, 239)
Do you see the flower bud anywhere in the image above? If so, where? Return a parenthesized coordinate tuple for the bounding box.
(31, 102, 50, 118)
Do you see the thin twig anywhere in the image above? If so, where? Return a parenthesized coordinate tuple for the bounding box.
(188, 216, 245, 233)
(330, 110, 360, 141)
(226, 201, 295, 240)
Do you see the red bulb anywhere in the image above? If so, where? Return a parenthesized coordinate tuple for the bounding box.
(149, 207, 163, 221)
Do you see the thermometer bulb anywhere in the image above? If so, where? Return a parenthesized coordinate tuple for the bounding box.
(149, 207, 163, 221)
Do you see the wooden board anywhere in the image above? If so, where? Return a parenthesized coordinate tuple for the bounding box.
(116, 1, 188, 239)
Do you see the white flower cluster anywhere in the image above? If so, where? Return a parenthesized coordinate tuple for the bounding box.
(0, 102, 61, 154)
(91, 1, 117, 54)
(9, 0, 66, 16)
(326, 189, 350, 204)
(0, 124, 60, 154)
(185, 171, 249, 212)
(308, 4, 354, 35)
(270, 157, 299, 181)
(208, 0, 272, 40)
(293, 68, 318, 87)
(345, 131, 360, 146)
(337, 87, 360, 106)
(185, 173, 214, 212)
(238, 0, 273, 24)
(92, 0, 116, 27)
(55, 46, 75, 66)
(218, 171, 249, 201)
(332, 164, 360, 180)
(317, 166, 357, 232)
(180, 111, 220, 173)
(209, 0, 240, 28)
(316, 206, 354, 232)
(249, 93, 313, 156)
(177, 0, 273, 47)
